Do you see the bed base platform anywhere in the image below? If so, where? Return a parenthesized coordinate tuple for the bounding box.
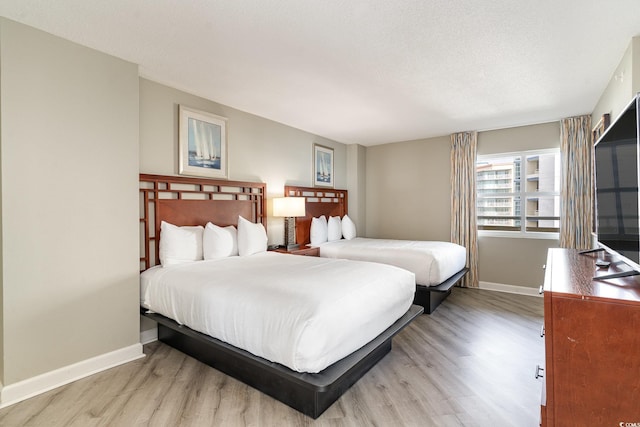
(142, 304, 423, 419)
(414, 267, 468, 314)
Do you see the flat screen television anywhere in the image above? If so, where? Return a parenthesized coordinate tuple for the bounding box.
(593, 94, 640, 277)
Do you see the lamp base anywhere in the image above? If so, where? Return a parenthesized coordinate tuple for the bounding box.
(284, 217, 299, 250)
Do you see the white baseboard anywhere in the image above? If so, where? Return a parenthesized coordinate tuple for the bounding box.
(140, 328, 158, 345)
(0, 343, 144, 409)
(478, 281, 542, 297)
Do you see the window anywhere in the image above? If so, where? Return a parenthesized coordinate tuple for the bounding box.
(477, 149, 560, 236)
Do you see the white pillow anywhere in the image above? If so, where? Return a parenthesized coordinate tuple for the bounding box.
(328, 216, 342, 241)
(342, 214, 357, 240)
(310, 215, 328, 246)
(159, 221, 204, 266)
(237, 216, 268, 256)
(203, 222, 238, 259)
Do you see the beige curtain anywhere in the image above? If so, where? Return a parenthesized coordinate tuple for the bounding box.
(450, 132, 479, 288)
(560, 115, 593, 249)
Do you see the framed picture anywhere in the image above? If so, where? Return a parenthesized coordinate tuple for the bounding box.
(179, 105, 228, 179)
(313, 144, 334, 187)
(592, 113, 610, 143)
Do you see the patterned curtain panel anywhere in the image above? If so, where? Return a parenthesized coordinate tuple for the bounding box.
(560, 115, 593, 249)
(450, 132, 479, 288)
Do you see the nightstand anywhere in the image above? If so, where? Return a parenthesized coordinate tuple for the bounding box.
(273, 246, 320, 257)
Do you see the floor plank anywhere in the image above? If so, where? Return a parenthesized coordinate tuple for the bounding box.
(0, 288, 544, 426)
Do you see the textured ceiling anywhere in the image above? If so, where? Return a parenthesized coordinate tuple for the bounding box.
(1, 1, 639, 145)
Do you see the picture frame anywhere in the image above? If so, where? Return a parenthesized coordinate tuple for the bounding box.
(313, 144, 334, 188)
(179, 105, 228, 179)
(592, 113, 610, 143)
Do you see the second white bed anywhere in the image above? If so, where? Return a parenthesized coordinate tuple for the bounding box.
(318, 238, 467, 286)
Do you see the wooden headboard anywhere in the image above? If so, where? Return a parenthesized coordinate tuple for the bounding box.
(284, 186, 348, 246)
(140, 174, 267, 270)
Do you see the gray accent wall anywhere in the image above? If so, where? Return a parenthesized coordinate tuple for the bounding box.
(0, 19, 140, 385)
(477, 122, 561, 289)
(139, 78, 347, 245)
(365, 136, 451, 242)
(346, 144, 367, 236)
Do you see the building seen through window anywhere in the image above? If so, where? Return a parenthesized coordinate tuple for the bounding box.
(477, 149, 560, 234)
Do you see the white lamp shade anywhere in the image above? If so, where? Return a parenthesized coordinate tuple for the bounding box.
(273, 197, 306, 217)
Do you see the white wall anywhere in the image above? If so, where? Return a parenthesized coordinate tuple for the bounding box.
(592, 37, 640, 127)
(0, 19, 141, 389)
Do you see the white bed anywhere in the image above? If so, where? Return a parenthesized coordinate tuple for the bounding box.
(141, 251, 415, 373)
(284, 185, 469, 314)
(317, 238, 467, 287)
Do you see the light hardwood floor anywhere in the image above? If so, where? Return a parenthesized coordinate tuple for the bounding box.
(0, 288, 544, 426)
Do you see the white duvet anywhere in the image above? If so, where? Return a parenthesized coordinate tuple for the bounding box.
(141, 252, 415, 373)
(319, 238, 467, 286)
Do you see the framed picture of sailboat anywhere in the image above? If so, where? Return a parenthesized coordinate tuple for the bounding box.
(313, 144, 334, 188)
(179, 105, 228, 179)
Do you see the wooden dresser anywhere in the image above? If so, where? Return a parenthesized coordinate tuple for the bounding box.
(540, 248, 640, 426)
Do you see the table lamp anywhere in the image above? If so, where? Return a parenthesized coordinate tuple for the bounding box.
(273, 197, 306, 250)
